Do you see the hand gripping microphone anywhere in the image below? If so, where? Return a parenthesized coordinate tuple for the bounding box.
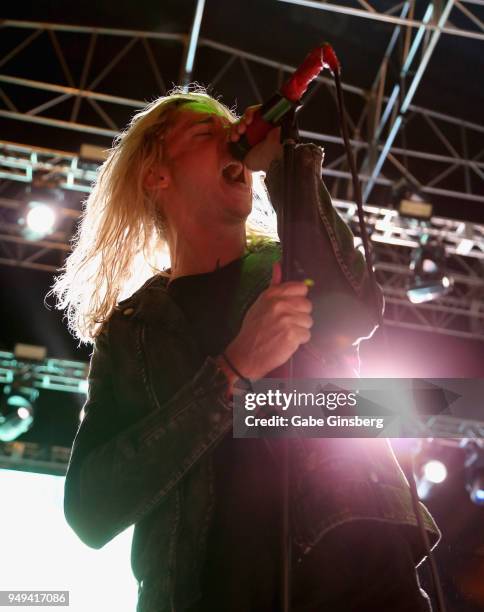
(230, 42, 340, 160)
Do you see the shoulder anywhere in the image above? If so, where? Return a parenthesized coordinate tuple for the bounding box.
(96, 274, 170, 339)
(115, 273, 169, 314)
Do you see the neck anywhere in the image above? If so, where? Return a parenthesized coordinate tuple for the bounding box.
(167, 221, 247, 280)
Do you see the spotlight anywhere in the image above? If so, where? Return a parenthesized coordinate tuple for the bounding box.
(465, 443, 484, 506)
(406, 234, 453, 304)
(392, 180, 433, 221)
(19, 172, 64, 240)
(417, 457, 449, 499)
(25, 201, 57, 237)
(422, 460, 448, 484)
(468, 472, 484, 505)
(0, 380, 37, 442)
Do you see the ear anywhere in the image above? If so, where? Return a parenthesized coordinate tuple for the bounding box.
(144, 165, 171, 191)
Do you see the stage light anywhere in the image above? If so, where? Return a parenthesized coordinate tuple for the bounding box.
(406, 234, 453, 304)
(79, 143, 108, 162)
(473, 488, 484, 504)
(465, 443, 484, 506)
(417, 458, 448, 499)
(0, 383, 37, 442)
(19, 171, 64, 240)
(25, 201, 57, 237)
(17, 406, 31, 420)
(399, 198, 433, 220)
(392, 180, 433, 221)
(422, 459, 447, 484)
(14, 343, 47, 361)
(469, 473, 484, 505)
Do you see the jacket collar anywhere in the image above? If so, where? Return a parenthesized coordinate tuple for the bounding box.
(114, 242, 281, 327)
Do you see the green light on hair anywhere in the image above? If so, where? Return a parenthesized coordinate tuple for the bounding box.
(177, 99, 235, 120)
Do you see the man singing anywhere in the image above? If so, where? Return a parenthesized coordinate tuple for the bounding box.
(54, 88, 440, 611)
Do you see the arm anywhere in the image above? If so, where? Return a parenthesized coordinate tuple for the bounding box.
(264, 144, 384, 357)
(64, 325, 234, 550)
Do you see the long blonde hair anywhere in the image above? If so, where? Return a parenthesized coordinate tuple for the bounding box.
(51, 86, 277, 344)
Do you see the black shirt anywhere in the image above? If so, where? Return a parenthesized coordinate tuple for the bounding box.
(167, 253, 280, 611)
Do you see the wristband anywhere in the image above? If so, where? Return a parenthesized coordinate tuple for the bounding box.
(222, 352, 254, 392)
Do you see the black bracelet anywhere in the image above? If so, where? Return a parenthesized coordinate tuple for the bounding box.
(222, 352, 253, 391)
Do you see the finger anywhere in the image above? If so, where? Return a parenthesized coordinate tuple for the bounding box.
(271, 261, 282, 286)
(237, 107, 258, 132)
(230, 106, 259, 139)
(284, 313, 313, 329)
(244, 106, 258, 124)
(284, 296, 313, 314)
(270, 280, 309, 296)
(291, 326, 312, 345)
(299, 328, 312, 344)
(229, 120, 247, 141)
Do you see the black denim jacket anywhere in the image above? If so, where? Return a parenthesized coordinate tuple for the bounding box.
(64, 145, 440, 611)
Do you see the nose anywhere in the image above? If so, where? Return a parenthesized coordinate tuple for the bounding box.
(220, 126, 237, 158)
(223, 123, 234, 146)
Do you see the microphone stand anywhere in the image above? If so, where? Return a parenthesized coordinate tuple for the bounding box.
(279, 108, 301, 612)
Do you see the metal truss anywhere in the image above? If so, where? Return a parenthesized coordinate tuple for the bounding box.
(0, 440, 71, 474)
(1, 161, 483, 339)
(0, 349, 87, 474)
(0, 140, 98, 192)
(0, 11, 483, 208)
(0, 7, 483, 340)
(374, 251, 484, 340)
(339, 199, 484, 340)
(279, 0, 484, 41)
(279, 0, 484, 204)
(0, 349, 88, 393)
(421, 414, 484, 440)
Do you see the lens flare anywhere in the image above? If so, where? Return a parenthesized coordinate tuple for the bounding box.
(26, 202, 56, 235)
(423, 459, 447, 484)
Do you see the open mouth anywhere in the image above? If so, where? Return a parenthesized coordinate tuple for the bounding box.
(221, 161, 246, 185)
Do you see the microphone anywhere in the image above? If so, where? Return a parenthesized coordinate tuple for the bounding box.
(230, 43, 340, 160)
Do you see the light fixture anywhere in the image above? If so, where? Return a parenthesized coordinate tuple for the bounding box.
(417, 456, 449, 499)
(79, 143, 108, 162)
(468, 472, 484, 505)
(24, 201, 57, 238)
(392, 180, 433, 221)
(13, 343, 47, 361)
(0, 377, 38, 442)
(399, 198, 433, 220)
(422, 459, 448, 484)
(465, 443, 484, 506)
(406, 234, 453, 304)
(18, 171, 64, 240)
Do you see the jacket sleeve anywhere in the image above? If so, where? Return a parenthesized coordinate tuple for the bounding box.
(64, 325, 233, 550)
(264, 143, 384, 358)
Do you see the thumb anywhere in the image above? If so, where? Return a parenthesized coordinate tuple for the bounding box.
(271, 261, 282, 286)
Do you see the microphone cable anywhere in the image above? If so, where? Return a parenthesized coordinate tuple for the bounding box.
(326, 44, 447, 612)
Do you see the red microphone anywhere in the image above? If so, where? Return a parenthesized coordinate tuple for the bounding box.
(230, 43, 340, 160)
